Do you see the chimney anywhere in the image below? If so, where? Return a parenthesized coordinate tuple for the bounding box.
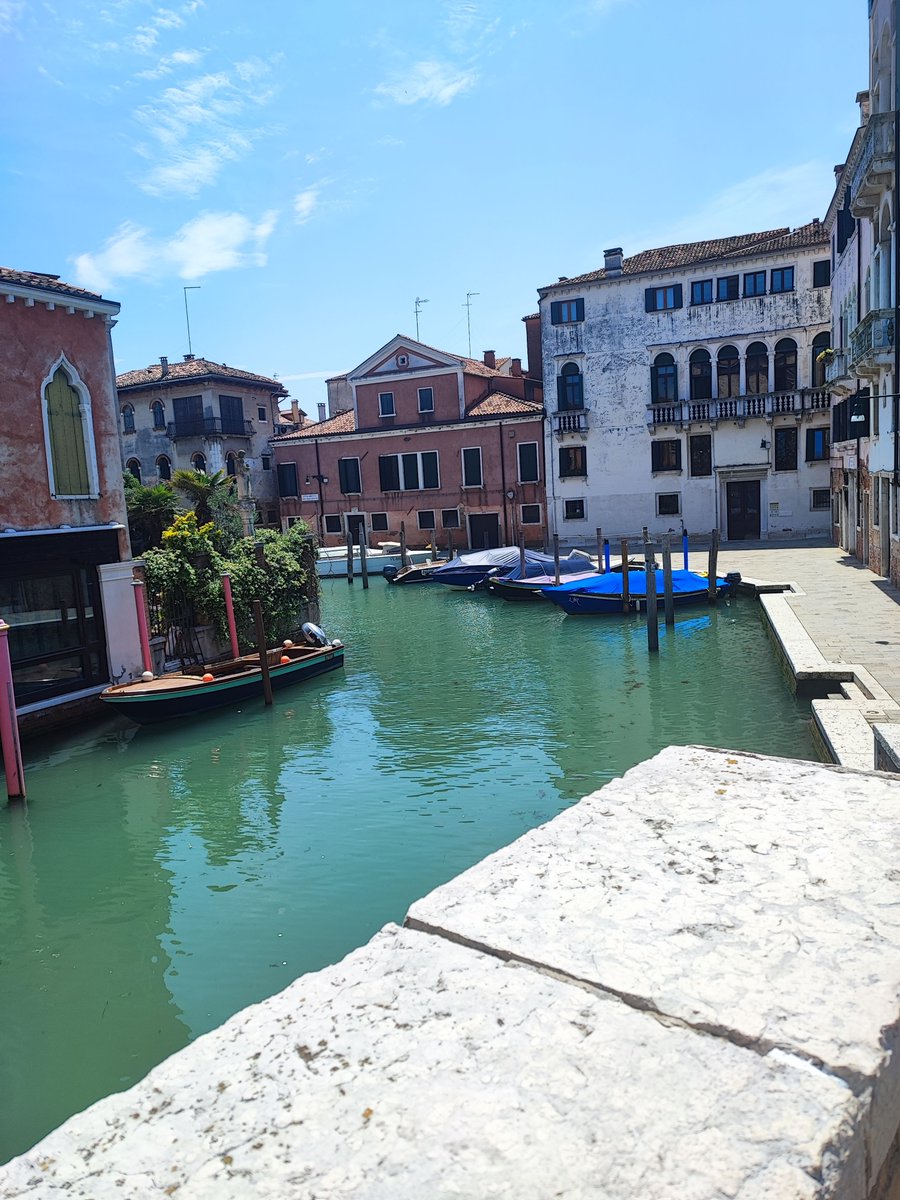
(291, 399, 300, 424)
(511, 358, 522, 377)
(604, 247, 623, 277)
(159, 356, 169, 376)
(317, 402, 326, 422)
(183, 353, 195, 362)
(857, 89, 871, 122)
(483, 350, 496, 369)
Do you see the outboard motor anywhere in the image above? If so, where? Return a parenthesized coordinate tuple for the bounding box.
(301, 622, 329, 647)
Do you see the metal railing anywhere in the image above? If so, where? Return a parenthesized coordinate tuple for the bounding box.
(849, 308, 895, 367)
(167, 417, 254, 439)
(824, 351, 851, 385)
(646, 389, 831, 426)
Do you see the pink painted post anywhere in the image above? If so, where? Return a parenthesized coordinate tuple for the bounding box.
(0, 621, 25, 799)
(132, 580, 153, 674)
(221, 573, 240, 660)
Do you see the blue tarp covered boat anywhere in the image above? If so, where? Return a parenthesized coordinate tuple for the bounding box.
(542, 568, 730, 614)
(432, 547, 594, 589)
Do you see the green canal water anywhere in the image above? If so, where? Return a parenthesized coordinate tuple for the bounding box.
(0, 580, 817, 1163)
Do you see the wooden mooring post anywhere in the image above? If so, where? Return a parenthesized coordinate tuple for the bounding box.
(346, 533, 355, 584)
(603, 538, 611, 573)
(447, 529, 454, 560)
(596, 527, 603, 572)
(644, 539, 659, 652)
(252, 600, 274, 706)
(0, 620, 25, 800)
(400, 522, 409, 569)
(662, 534, 675, 626)
(682, 529, 689, 571)
(708, 528, 719, 604)
(553, 533, 561, 586)
(519, 533, 527, 578)
(620, 539, 630, 613)
(359, 537, 369, 589)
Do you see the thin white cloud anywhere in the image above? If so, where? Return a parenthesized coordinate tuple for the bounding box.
(72, 210, 278, 293)
(0, 0, 25, 34)
(136, 47, 203, 80)
(375, 60, 476, 107)
(279, 371, 338, 382)
(293, 187, 320, 224)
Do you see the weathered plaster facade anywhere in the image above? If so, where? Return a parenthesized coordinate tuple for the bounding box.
(538, 227, 833, 545)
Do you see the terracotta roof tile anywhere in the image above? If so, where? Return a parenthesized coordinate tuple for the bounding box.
(545, 221, 829, 289)
(117, 357, 287, 393)
(466, 393, 544, 418)
(275, 409, 357, 439)
(0, 266, 106, 302)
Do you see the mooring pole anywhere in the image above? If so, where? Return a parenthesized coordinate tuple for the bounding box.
(596, 527, 603, 571)
(131, 579, 154, 674)
(220, 573, 240, 659)
(0, 621, 25, 800)
(447, 529, 454, 560)
(519, 532, 527, 578)
(430, 534, 437, 562)
(553, 533, 561, 586)
(346, 532, 355, 584)
(682, 529, 689, 571)
(708, 528, 719, 604)
(644, 540, 659, 652)
(604, 538, 611, 573)
(620, 539, 630, 613)
(252, 600, 273, 705)
(400, 522, 409, 569)
(360, 537, 369, 589)
(662, 534, 675, 626)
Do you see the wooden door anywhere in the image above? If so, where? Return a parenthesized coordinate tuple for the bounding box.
(469, 513, 500, 549)
(726, 481, 761, 541)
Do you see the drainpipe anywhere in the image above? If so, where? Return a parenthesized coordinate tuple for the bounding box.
(498, 421, 508, 543)
(313, 439, 325, 541)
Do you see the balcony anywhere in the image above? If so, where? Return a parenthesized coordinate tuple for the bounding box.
(824, 350, 853, 394)
(554, 409, 588, 435)
(167, 417, 254, 440)
(646, 389, 831, 428)
(849, 308, 895, 376)
(850, 112, 894, 220)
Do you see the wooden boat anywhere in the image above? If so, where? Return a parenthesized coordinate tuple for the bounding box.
(100, 627, 345, 724)
(541, 569, 730, 615)
(382, 559, 447, 585)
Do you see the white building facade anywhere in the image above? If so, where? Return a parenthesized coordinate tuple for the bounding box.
(538, 225, 833, 545)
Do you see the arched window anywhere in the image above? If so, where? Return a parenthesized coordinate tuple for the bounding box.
(651, 353, 677, 403)
(126, 458, 142, 483)
(557, 361, 584, 410)
(121, 404, 135, 433)
(42, 359, 98, 498)
(689, 349, 711, 401)
(774, 338, 797, 392)
(225, 452, 238, 477)
(811, 332, 831, 388)
(746, 342, 769, 394)
(151, 400, 166, 431)
(716, 346, 740, 398)
(156, 455, 171, 481)
(191, 452, 207, 473)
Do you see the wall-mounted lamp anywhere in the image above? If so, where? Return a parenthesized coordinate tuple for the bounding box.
(760, 439, 770, 450)
(305, 474, 328, 485)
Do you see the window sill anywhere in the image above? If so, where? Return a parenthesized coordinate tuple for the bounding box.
(650, 470, 683, 477)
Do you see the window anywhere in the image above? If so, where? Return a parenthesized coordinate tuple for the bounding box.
(716, 346, 740, 398)
(806, 427, 831, 462)
(261, 454, 272, 471)
(521, 504, 542, 525)
(770, 267, 794, 294)
(277, 462, 299, 496)
(517, 442, 539, 483)
(126, 458, 142, 482)
(219, 394, 245, 435)
(550, 298, 584, 324)
(378, 392, 395, 417)
(338, 457, 362, 494)
(257, 405, 267, 422)
(689, 349, 711, 401)
(462, 447, 483, 487)
(417, 387, 434, 413)
(324, 514, 342, 534)
(744, 271, 766, 297)
(371, 512, 389, 532)
(441, 508, 461, 528)
(644, 284, 683, 312)
(774, 338, 797, 391)
(151, 400, 165, 430)
(774, 427, 798, 471)
(651, 353, 678, 403)
(813, 260, 831, 288)
(691, 279, 713, 305)
(746, 342, 769, 394)
(651, 439, 681, 472)
(811, 331, 831, 388)
(266, 509, 277, 525)
(557, 362, 584, 410)
(417, 510, 436, 530)
(156, 455, 171, 481)
(121, 404, 135, 433)
(225, 452, 238, 477)
(811, 489, 831, 510)
(563, 498, 585, 520)
(836, 190, 855, 257)
(378, 451, 439, 490)
(657, 493, 680, 516)
(717, 275, 739, 301)
(191, 452, 207, 473)
(689, 434, 712, 477)
(558, 446, 587, 477)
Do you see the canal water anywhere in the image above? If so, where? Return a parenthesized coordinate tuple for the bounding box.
(0, 580, 816, 1163)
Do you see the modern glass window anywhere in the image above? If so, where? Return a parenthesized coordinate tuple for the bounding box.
(126, 458, 141, 482)
(191, 452, 207, 473)
(378, 451, 439, 490)
(121, 404, 135, 433)
(770, 267, 794, 293)
(774, 427, 798, 471)
(558, 446, 587, 477)
(689, 434, 712, 477)
(746, 342, 769, 394)
(517, 442, 539, 483)
(645, 284, 683, 312)
(257, 405, 268, 422)
(657, 493, 680, 516)
(651, 353, 678, 403)
(261, 454, 272, 471)
(689, 349, 712, 401)
(521, 504, 542, 525)
(774, 338, 798, 391)
(811, 489, 831, 510)
(813, 260, 831, 287)
(441, 508, 461, 528)
(371, 512, 389, 531)
(744, 271, 766, 297)
(557, 362, 584, 410)
(324, 514, 342, 534)
(651, 439, 681, 472)
(277, 461, 299, 496)
(156, 455, 171, 481)
(550, 298, 584, 324)
(151, 400, 165, 430)
(691, 279, 713, 305)
(717, 346, 740, 398)
(462, 447, 483, 487)
(378, 391, 395, 417)
(417, 387, 434, 413)
(563, 498, 585, 520)
(417, 510, 436, 530)
(717, 275, 739, 301)
(338, 457, 362, 494)
(806, 427, 831, 461)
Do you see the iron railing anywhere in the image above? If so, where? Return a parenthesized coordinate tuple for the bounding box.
(646, 389, 831, 426)
(167, 417, 254, 440)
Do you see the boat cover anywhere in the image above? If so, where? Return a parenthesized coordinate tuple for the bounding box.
(432, 547, 592, 582)
(542, 568, 727, 597)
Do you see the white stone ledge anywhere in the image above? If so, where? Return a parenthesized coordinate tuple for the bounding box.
(812, 698, 876, 770)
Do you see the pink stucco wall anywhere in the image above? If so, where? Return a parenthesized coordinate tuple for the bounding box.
(355, 372, 462, 428)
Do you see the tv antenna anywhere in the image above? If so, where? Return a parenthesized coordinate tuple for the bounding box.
(464, 291, 480, 358)
(414, 297, 429, 340)
(183, 286, 201, 357)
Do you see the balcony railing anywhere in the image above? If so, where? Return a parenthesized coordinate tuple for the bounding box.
(850, 111, 894, 220)
(824, 350, 851, 386)
(646, 389, 831, 427)
(849, 308, 895, 372)
(167, 417, 254, 440)
(555, 409, 588, 434)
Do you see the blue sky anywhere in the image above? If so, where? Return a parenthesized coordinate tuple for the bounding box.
(3, 0, 868, 416)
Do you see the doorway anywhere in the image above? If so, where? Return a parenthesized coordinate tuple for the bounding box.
(881, 478, 891, 575)
(469, 512, 501, 549)
(726, 480, 761, 540)
(346, 513, 366, 547)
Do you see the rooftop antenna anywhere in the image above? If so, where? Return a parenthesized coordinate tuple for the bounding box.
(183, 286, 201, 357)
(414, 296, 429, 340)
(464, 291, 480, 358)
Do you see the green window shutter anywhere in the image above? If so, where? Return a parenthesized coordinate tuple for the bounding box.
(644, 288, 656, 312)
(46, 368, 90, 495)
(673, 284, 683, 309)
(550, 301, 562, 324)
(421, 452, 439, 489)
(379, 455, 400, 491)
